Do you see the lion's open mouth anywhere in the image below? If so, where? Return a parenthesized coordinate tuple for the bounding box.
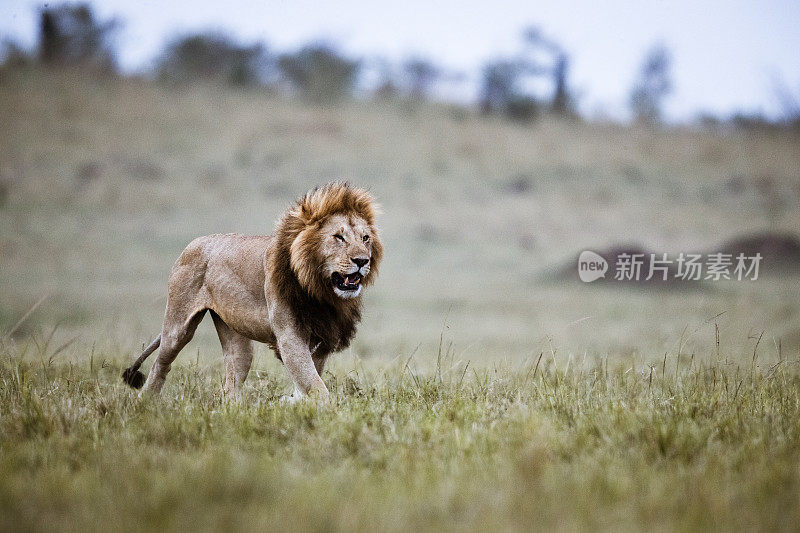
(332, 272, 362, 291)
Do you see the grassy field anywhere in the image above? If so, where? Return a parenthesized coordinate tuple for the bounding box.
(1, 70, 800, 530)
(2, 346, 800, 531)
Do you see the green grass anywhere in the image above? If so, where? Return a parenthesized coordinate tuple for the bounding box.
(2, 340, 799, 531)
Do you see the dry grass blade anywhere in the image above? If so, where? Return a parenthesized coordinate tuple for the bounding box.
(4, 294, 49, 340)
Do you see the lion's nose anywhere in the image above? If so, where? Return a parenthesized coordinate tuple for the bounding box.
(352, 257, 369, 268)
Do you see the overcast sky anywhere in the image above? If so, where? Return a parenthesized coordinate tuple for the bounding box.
(2, 0, 799, 121)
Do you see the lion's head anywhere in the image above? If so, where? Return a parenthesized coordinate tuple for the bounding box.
(274, 182, 383, 304)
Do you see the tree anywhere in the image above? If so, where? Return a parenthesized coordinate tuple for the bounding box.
(551, 52, 571, 116)
(479, 60, 524, 115)
(278, 44, 359, 103)
(523, 26, 575, 116)
(37, 4, 118, 72)
(156, 33, 269, 86)
(480, 27, 575, 121)
(402, 57, 440, 101)
(629, 44, 672, 124)
(479, 60, 540, 122)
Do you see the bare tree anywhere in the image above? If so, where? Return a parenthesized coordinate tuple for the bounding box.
(479, 27, 576, 121)
(630, 44, 672, 124)
(523, 26, 575, 116)
(551, 52, 571, 116)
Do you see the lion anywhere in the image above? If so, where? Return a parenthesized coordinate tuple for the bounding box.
(121, 182, 383, 400)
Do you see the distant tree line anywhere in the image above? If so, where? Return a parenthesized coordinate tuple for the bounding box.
(2, 3, 798, 129)
(155, 33, 268, 87)
(0, 3, 119, 73)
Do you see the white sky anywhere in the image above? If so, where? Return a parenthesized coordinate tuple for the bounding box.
(2, 0, 799, 121)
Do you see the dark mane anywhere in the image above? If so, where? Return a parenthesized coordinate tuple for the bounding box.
(265, 182, 380, 354)
(268, 237, 361, 354)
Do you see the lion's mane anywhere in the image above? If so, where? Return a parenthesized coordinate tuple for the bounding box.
(266, 182, 383, 355)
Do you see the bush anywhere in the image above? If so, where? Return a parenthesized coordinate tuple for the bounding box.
(278, 44, 359, 103)
(505, 96, 540, 122)
(37, 3, 118, 73)
(156, 33, 269, 86)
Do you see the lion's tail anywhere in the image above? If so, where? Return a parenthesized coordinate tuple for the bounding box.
(121, 335, 161, 389)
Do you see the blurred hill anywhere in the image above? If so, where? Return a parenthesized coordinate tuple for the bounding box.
(1, 69, 799, 365)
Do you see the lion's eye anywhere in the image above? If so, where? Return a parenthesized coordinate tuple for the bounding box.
(362, 235, 370, 242)
(334, 234, 345, 243)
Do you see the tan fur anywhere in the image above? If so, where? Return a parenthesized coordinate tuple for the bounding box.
(124, 182, 382, 400)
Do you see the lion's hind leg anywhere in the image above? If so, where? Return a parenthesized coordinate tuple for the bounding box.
(141, 308, 206, 394)
(210, 311, 254, 396)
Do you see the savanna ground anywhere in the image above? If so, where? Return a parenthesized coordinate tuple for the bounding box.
(1, 70, 800, 531)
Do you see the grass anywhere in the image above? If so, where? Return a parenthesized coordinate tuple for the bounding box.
(2, 335, 800, 531)
(1, 70, 799, 530)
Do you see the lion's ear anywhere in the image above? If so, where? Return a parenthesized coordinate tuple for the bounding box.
(285, 199, 310, 226)
(285, 201, 316, 229)
(297, 200, 315, 225)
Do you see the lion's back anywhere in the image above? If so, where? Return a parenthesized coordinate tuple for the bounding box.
(170, 233, 271, 288)
(177, 232, 267, 262)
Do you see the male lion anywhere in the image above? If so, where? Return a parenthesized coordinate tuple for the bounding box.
(121, 182, 382, 400)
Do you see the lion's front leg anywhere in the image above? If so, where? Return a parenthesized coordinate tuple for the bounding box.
(311, 341, 330, 377)
(278, 331, 330, 402)
(312, 352, 329, 377)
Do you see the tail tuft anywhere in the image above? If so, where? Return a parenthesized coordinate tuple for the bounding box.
(122, 367, 146, 389)
(121, 334, 161, 390)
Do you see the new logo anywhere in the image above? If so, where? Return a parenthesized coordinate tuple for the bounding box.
(578, 251, 608, 282)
